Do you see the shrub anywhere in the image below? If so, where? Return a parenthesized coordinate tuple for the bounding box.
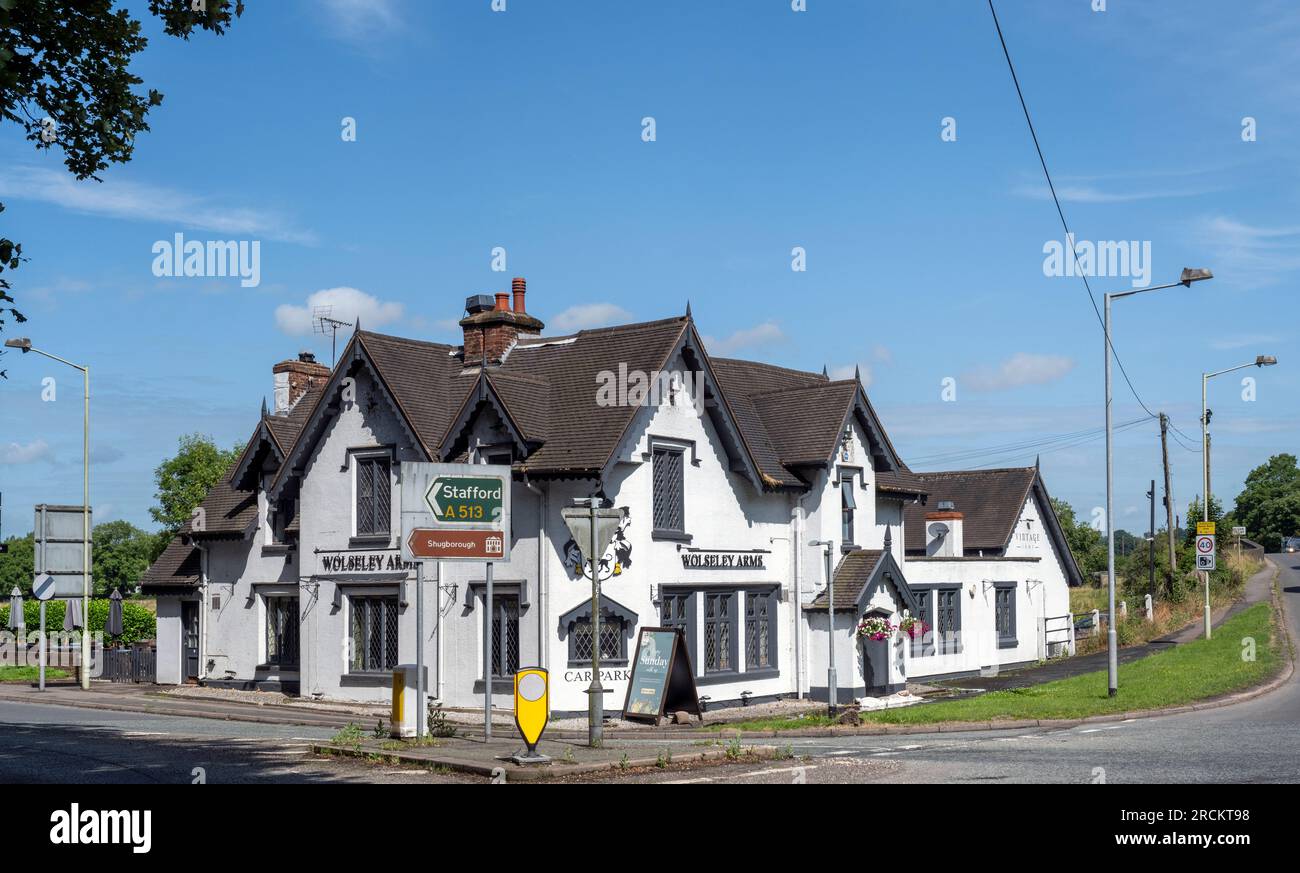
(0, 598, 156, 646)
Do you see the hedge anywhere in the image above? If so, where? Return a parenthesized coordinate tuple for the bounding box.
(0, 599, 156, 646)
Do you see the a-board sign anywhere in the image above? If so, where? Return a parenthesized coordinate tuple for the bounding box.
(622, 627, 701, 724)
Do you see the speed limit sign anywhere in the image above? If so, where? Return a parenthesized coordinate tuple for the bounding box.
(1196, 535, 1216, 571)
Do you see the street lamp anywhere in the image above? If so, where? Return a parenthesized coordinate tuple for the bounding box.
(809, 539, 837, 713)
(4, 337, 91, 690)
(1200, 354, 1277, 639)
(1102, 268, 1212, 698)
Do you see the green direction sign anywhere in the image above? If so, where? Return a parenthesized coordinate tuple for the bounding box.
(424, 476, 505, 525)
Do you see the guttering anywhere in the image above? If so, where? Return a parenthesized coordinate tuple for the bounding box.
(792, 492, 807, 698)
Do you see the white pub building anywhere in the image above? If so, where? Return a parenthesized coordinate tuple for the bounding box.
(142, 280, 1081, 712)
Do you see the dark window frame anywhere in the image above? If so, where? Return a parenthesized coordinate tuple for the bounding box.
(994, 582, 1018, 649)
(488, 592, 520, 680)
(263, 595, 299, 669)
(349, 594, 399, 674)
(911, 585, 962, 656)
(702, 590, 739, 677)
(840, 474, 857, 546)
(353, 452, 393, 540)
(743, 587, 779, 675)
(651, 445, 686, 537)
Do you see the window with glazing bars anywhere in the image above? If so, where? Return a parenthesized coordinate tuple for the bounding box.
(350, 596, 398, 673)
(661, 592, 689, 634)
(911, 590, 933, 657)
(652, 447, 684, 533)
(572, 617, 623, 663)
(841, 475, 857, 545)
(355, 455, 391, 537)
(490, 594, 520, 679)
(995, 583, 1017, 648)
(744, 589, 775, 671)
(703, 591, 734, 673)
(265, 596, 299, 667)
(935, 588, 961, 654)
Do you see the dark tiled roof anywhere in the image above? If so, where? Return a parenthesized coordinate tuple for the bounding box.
(877, 469, 929, 497)
(903, 467, 1038, 553)
(808, 549, 885, 610)
(751, 381, 858, 467)
(139, 538, 201, 591)
(184, 459, 258, 538)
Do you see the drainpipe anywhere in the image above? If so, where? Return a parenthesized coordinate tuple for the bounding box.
(522, 475, 548, 670)
(792, 493, 807, 698)
(435, 560, 444, 701)
(194, 540, 209, 684)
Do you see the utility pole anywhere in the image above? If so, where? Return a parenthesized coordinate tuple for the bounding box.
(1159, 413, 1177, 595)
(1147, 480, 1156, 603)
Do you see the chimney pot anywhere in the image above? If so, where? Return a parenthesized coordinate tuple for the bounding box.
(494, 292, 510, 312)
(512, 277, 527, 313)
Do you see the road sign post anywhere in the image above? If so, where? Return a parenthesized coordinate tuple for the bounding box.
(1196, 521, 1216, 639)
(561, 499, 626, 748)
(401, 462, 511, 741)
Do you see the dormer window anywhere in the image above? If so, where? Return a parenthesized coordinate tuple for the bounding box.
(354, 452, 391, 539)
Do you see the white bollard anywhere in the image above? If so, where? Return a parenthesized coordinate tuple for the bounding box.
(1068, 613, 1076, 656)
(1120, 600, 1128, 620)
(1144, 593, 1154, 623)
(1091, 608, 1100, 636)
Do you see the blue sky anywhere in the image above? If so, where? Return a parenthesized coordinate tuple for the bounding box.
(1, 0, 1296, 538)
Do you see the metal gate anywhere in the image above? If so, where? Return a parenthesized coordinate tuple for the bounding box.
(103, 647, 157, 684)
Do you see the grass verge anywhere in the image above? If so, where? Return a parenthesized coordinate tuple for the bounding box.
(862, 601, 1279, 725)
(0, 666, 70, 682)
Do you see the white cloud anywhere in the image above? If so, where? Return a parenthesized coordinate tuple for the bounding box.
(0, 164, 316, 245)
(1210, 333, 1283, 351)
(1015, 183, 1210, 204)
(275, 287, 405, 336)
(963, 353, 1075, 393)
(549, 303, 634, 333)
(1192, 215, 1300, 288)
(317, 0, 403, 44)
(703, 321, 785, 356)
(2, 439, 52, 465)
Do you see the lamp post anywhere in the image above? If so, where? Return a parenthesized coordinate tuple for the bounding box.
(1200, 354, 1277, 639)
(4, 337, 91, 690)
(810, 539, 836, 713)
(1103, 268, 1212, 698)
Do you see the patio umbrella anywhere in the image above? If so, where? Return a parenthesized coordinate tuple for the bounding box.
(106, 588, 124, 639)
(63, 597, 82, 632)
(7, 587, 24, 634)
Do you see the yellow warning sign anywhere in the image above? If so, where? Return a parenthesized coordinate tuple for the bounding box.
(514, 668, 549, 751)
(1197, 521, 1216, 535)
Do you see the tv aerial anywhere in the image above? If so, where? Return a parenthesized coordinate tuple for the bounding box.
(313, 305, 353, 367)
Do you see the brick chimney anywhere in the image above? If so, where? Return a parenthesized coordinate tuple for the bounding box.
(273, 351, 330, 415)
(461, 278, 544, 366)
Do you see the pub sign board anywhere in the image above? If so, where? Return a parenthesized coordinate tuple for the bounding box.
(622, 627, 702, 724)
(400, 462, 512, 563)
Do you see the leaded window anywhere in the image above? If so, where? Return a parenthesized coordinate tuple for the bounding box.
(490, 594, 520, 679)
(355, 455, 391, 538)
(744, 589, 776, 671)
(572, 618, 623, 663)
(703, 591, 734, 674)
(350, 595, 398, 673)
(265, 596, 299, 668)
(935, 587, 961, 655)
(912, 590, 933, 657)
(652, 447, 684, 533)
(995, 583, 1017, 648)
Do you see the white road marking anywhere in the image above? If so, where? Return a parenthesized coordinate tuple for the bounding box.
(827, 750, 857, 756)
(123, 731, 166, 737)
(664, 764, 819, 784)
(1079, 729, 1101, 734)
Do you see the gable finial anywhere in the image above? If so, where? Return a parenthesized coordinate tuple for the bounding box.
(685, 300, 692, 319)
(354, 317, 361, 334)
(261, 396, 268, 419)
(1035, 454, 1041, 471)
(854, 363, 861, 382)
(822, 364, 829, 379)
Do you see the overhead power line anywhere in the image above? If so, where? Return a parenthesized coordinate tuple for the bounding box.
(985, 0, 1161, 422)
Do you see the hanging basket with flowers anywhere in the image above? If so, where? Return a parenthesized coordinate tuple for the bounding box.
(855, 615, 895, 641)
(898, 614, 928, 640)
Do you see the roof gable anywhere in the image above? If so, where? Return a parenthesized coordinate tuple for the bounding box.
(806, 548, 917, 613)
